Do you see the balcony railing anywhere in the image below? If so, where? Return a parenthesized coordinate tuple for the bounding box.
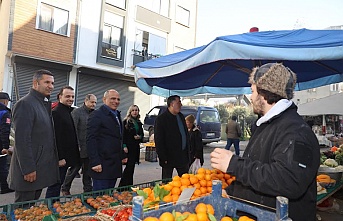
(132, 49, 162, 65)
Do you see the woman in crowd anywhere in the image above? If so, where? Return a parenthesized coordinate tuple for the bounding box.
(119, 105, 144, 187)
(185, 114, 204, 166)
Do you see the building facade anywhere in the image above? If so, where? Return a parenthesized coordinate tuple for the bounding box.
(0, 0, 198, 116)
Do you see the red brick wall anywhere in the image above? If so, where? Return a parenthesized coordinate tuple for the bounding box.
(11, 0, 77, 64)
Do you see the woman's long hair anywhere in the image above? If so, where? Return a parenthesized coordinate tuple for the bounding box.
(124, 104, 141, 129)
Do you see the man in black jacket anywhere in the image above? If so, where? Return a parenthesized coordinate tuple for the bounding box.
(211, 63, 320, 221)
(0, 92, 14, 194)
(46, 86, 80, 198)
(154, 95, 190, 179)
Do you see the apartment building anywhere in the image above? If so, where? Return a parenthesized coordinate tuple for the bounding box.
(0, 0, 198, 115)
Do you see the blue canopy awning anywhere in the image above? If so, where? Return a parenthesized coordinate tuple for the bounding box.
(134, 29, 343, 97)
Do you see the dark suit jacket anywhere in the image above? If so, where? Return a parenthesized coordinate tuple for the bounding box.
(52, 102, 80, 166)
(87, 105, 124, 179)
(154, 108, 190, 168)
(8, 88, 59, 191)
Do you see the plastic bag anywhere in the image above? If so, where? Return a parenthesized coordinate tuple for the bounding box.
(189, 158, 201, 174)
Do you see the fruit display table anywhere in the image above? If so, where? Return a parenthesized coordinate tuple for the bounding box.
(317, 180, 343, 205)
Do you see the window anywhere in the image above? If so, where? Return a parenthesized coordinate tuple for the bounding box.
(133, 30, 166, 61)
(140, 0, 169, 17)
(106, 0, 126, 9)
(101, 11, 123, 60)
(38, 3, 69, 35)
(199, 111, 220, 123)
(175, 5, 190, 27)
(330, 83, 340, 92)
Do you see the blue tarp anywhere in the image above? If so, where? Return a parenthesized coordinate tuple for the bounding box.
(134, 29, 343, 97)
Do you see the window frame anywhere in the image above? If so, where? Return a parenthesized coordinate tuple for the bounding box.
(175, 5, 190, 27)
(36, 2, 70, 36)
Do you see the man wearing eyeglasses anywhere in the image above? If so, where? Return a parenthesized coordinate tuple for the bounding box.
(211, 63, 320, 221)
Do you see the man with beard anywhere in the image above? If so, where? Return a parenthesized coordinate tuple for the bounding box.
(210, 63, 320, 221)
(46, 86, 80, 198)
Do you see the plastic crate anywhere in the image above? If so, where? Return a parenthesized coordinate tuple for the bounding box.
(50, 193, 95, 219)
(9, 198, 52, 221)
(0, 205, 10, 221)
(132, 180, 290, 221)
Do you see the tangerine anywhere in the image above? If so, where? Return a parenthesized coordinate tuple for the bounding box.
(163, 184, 173, 191)
(172, 194, 179, 203)
(206, 204, 215, 215)
(172, 180, 182, 187)
(206, 181, 212, 187)
(143, 188, 152, 195)
(180, 185, 188, 191)
(172, 176, 181, 181)
(171, 187, 181, 195)
(197, 168, 206, 174)
(196, 212, 209, 221)
(238, 216, 254, 221)
(144, 217, 159, 221)
(200, 187, 207, 194)
(199, 180, 207, 187)
(195, 203, 207, 214)
(162, 195, 172, 203)
(193, 189, 202, 197)
(196, 173, 205, 180)
(190, 176, 199, 185)
(159, 212, 174, 221)
(185, 213, 198, 221)
(181, 178, 191, 186)
(182, 173, 190, 179)
(221, 217, 233, 221)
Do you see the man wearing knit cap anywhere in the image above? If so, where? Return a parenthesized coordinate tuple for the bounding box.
(211, 63, 320, 221)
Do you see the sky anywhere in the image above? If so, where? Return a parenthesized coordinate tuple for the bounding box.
(196, 0, 343, 46)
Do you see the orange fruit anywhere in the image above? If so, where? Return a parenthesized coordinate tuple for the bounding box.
(172, 180, 182, 187)
(205, 169, 211, 174)
(180, 185, 188, 191)
(162, 195, 172, 203)
(190, 176, 199, 185)
(238, 216, 254, 221)
(200, 187, 207, 194)
(171, 187, 181, 195)
(205, 174, 212, 181)
(199, 180, 207, 187)
(181, 178, 191, 186)
(196, 173, 205, 180)
(193, 183, 201, 189)
(163, 184, 173, 191)
(206, 186, 212, 193)
(185, 213, 198, 221)
(144, 217, 159, 221)
(172, 194, 179, 203)
(173, 176, 181, 181)
(206, 181, 212, 187)
(197, 168, 205, 174)
(196, 212, 209, 221)
(193, 189, 202, 197)
(206, 204, 215, 215)
(224, 174, 231, 180)
(195, 203, 207, 214)
(183, 212, 191, 216)
(143, 188, 152, 195)
(217, 173, 224, 179)
(221, 217, 233, 221)
(159, 212, 174, 221)
(182, 173, 190, 179)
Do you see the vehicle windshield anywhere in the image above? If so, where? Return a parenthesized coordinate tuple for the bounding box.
(199, 110, 220, 123)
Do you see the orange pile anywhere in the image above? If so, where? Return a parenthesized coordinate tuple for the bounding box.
(159, 168, 236, 203)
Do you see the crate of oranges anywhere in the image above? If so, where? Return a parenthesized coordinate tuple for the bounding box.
(132, 177, 282, 221)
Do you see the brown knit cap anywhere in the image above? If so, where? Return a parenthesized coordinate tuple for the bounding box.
(248, 63, 297, 99)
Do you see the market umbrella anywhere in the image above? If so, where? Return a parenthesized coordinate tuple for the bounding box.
(134, 29, 343, 97)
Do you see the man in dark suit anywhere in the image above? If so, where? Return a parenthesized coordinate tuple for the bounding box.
(87, 89, 126, 191)
(8, 70, 59, 202)
(154, 95, 190, 179)
(46, 86, 80, 198)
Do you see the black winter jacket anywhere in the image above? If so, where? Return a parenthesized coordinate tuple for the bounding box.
(154, 109, 190, 168)
(0, 102, 11, 150)
(123, 118, 143, 164)
(189, 125, 204, 166)
(226, 103, 320, 221)
(53, 102, 80, 166)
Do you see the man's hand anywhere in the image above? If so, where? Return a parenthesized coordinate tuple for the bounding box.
(59, 159, 66, 167)
(24, 171, 37, 182)
(122, 158, 128, 164)
(210, 148, 233, 173)
(92, 165, 102, 173)
(1, 149, 7, 155)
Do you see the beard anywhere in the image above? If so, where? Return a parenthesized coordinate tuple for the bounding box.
(252, 94, 264, 116)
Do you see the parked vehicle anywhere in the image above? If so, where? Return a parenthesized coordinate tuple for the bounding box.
(143, 106, 221, 144)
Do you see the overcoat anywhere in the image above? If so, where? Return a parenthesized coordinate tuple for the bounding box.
(154, 109, 190, 168)
(8, 88, 59, 191)
(52, 103, 80, 166)
(87, 105, 124, 179)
